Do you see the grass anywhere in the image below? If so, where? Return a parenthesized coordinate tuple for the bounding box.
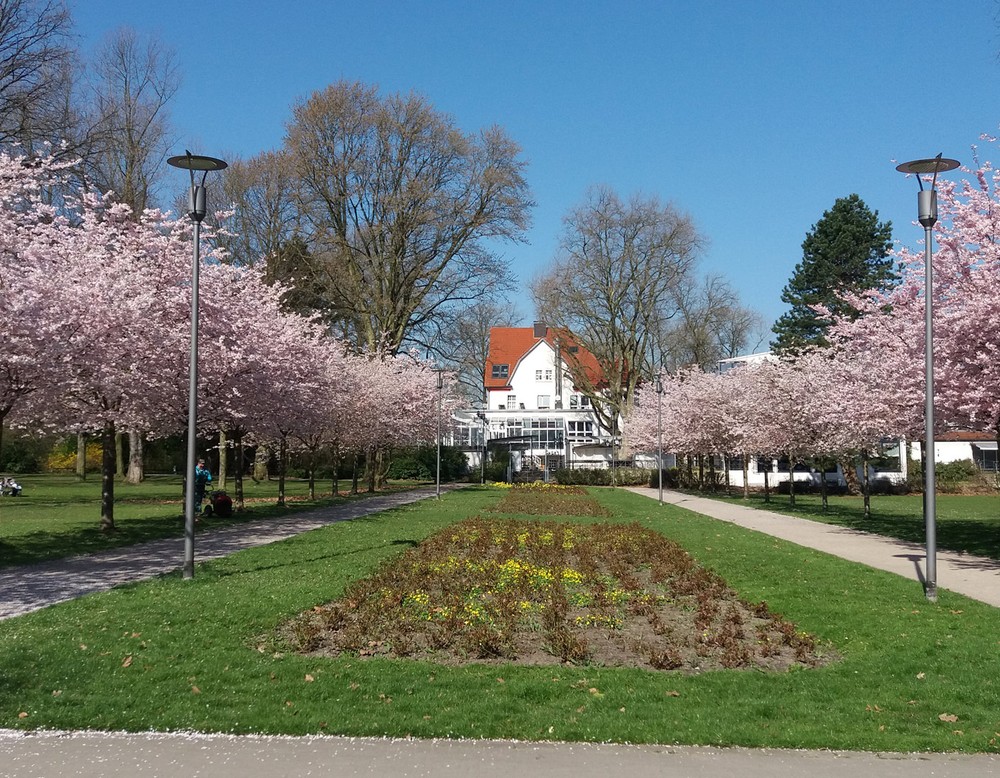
(0, 473, 425, 569)
(700, 490, 1000, 560)
(2, 485, 999, 752)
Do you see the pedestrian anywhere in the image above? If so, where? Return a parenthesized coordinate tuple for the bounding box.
(194, 459, 212, 514)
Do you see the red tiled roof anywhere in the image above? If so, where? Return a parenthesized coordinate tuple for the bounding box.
(937, 430, 996, 442)
(484, 326, 604, 390)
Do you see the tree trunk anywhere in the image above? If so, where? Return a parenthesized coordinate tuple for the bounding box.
(100, 421, 116, 532)
(788, 455, 796, 507)
(308, 465, 316, 499)
(839, 456, 860, 495)
(366, 448, 376, 493)
(862, 450, 871, 519)
(350, 454, 360, 495)
(253, 445, 270, 482)
(115, 432, 125, 478)
(763, 460, 770, 504)
(234, 430, 245, 510)
(819, 460, 829, 511)
(277, 435, 287, 507)
(126, 430, 143, 484)
(742, 454, 749, 499)
(331, 449, 340, 497)
(76, 431, 87, 480)
(218, 430, 228, 491)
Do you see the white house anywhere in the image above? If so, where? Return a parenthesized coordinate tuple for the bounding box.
(451, 322, 615, 479)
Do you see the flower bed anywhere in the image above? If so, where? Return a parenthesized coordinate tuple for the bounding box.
(285, 515, 834, 672)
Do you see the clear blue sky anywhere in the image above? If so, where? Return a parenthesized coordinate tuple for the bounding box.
(72, 0, 1000, 341)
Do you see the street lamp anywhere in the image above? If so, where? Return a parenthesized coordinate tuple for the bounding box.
(476, 410, 487, 484)
(895, 153, 959, 603)
(168, 151, 228, 581)
(656, 375, 664, 505)
(436, 369, 443, 499)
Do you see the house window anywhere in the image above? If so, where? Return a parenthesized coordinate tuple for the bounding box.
(569, 395, 579, 409)
(506, 394, 517, 409)
(579, 395, 590, 407)
(491, 364, 509, 379)
(537, 395, 551, 409)
(567, 421, 593, 440)
(526, 418, 562, 448)
(535, 369, 543, 380)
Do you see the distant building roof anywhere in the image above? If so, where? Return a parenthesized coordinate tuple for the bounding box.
(484, 324, 604, 390)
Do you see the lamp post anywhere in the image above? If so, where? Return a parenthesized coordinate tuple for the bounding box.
(895, 154, 959, 603)
(167, 151, 228, 581)
(476, 410, 487, 484)
(656, 375, 664, 505)
(436, 369, 443, 499)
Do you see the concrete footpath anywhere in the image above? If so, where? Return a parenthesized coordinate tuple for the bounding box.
(2, 485, 999, 776)
(627, 487, 1000, 607)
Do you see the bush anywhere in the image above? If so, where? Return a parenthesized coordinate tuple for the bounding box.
(1, 435, 47, 473)
(385, 445, 468, 482)
(554, 467, 652, 486)
(908, 458, 979, 493)
(46, 439, 102, 473)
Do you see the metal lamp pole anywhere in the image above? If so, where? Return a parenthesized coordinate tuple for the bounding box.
(436, 370, 443, 499)
(656, 375, 664, 505)
(895, 154, 959, 602)
(167, 151, 228, 581)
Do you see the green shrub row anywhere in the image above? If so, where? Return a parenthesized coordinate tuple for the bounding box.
(554, 466, 652, 486)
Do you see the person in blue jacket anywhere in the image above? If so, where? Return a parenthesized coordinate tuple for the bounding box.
(194, 459, 212, 514)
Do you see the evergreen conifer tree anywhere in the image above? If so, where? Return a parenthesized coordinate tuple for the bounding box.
(771, 194, 894, 353)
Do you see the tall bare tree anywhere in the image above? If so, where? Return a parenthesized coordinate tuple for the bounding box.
(283, 80, 532, 353)
(82, 27, 179, 484)
(216, 150, 297, 268)
(429, 299, 520, 403)
(531, 186, 702, 436)
(0, 0, 75, 151)
(658, 273, 765, 371)
(83, 27, 179, 215)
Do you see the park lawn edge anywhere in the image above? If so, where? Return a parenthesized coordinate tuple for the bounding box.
(0, 486, 997, 753)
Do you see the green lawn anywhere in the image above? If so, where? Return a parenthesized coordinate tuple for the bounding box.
(2, 486, 998, 753)
(0, 473, 424, 568)
(702, 490, 1000, 559)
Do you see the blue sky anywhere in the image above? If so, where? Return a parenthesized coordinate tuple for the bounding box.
(72, 0, 1000, 341)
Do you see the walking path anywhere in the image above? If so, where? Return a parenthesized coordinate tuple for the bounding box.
(626, 487, 1000, 607)
(0, 486, 454, 621)
(2, 484, 999, 776)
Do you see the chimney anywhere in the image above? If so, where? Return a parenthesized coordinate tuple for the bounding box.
(533, 321, 547, 339)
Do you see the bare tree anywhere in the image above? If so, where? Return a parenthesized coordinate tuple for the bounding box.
(283, 80, 532, 353)
(83, 27, 179, 215)
(430, 299, 521, 403)
(0, 0, 75, 150)
(81, 27, 179, 484)
(216, 150, 297, 268)
(531, 186, 702, 436)
(659, 273, 765, 371)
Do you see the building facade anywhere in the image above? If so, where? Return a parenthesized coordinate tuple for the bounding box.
(452, 322, 614, 479)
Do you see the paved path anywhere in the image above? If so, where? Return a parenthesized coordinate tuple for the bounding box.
(3, 484, 1000, 776)
(0, 730, 997, 777)
(626, 487, 1000, 607)
(0, 486, 452, 620)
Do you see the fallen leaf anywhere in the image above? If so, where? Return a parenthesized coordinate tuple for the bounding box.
(79, 644, 87, 651)
(939, 713, 958, 723)
(51, 690, 62, 697)
(191, 685, 201, 694)
(953, 730, 964, 735)
(619, 707, 626, 713)
(304, 674, 315, 683)
(496, 677, 505, 684)
(950, 610, 963, 615)
(879, 725, 885, 732)
(916, 672, 926, 680)
(131, 632, 142, 638)
(18, 712, 27, 719)
(121, 655, 133, 668)
(865, 704, 882, 713)
(576, 705, 586, 713)
(907, 700, 918, 706)
(665, 690, 681, 697)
